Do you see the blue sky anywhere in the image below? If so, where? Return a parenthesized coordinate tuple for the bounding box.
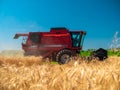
(0, 0, 120, 50)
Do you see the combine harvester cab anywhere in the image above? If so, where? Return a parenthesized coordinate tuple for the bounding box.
(14, 27, 86, 64)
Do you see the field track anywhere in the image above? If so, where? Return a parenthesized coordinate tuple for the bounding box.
(0, 56, 120, 90)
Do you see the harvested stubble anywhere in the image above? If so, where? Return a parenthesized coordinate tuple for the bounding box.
(0, 56, 120, 90)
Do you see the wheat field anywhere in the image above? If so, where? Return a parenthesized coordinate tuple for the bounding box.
(0, 55, 120, 90)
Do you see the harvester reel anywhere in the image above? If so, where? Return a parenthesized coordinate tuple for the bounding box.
(56, 49, 72, 64)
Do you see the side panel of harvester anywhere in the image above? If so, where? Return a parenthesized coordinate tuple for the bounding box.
(22, 29, 73, 57)
(41, 32, 72, 50)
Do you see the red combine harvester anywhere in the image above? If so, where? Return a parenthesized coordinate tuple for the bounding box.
(14, 27, 86, 64)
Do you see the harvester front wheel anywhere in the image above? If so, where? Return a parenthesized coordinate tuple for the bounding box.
(56, 49, 72, 64)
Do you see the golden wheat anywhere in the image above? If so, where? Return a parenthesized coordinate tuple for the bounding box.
(0, 56, 120, 90)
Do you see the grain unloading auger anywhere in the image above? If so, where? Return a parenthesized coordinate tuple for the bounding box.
(14, 27, 107, 64)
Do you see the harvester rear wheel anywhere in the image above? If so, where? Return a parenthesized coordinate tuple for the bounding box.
(56, 49, 72, 64)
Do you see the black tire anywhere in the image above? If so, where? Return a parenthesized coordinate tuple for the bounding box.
(56, 49, 72, 64)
